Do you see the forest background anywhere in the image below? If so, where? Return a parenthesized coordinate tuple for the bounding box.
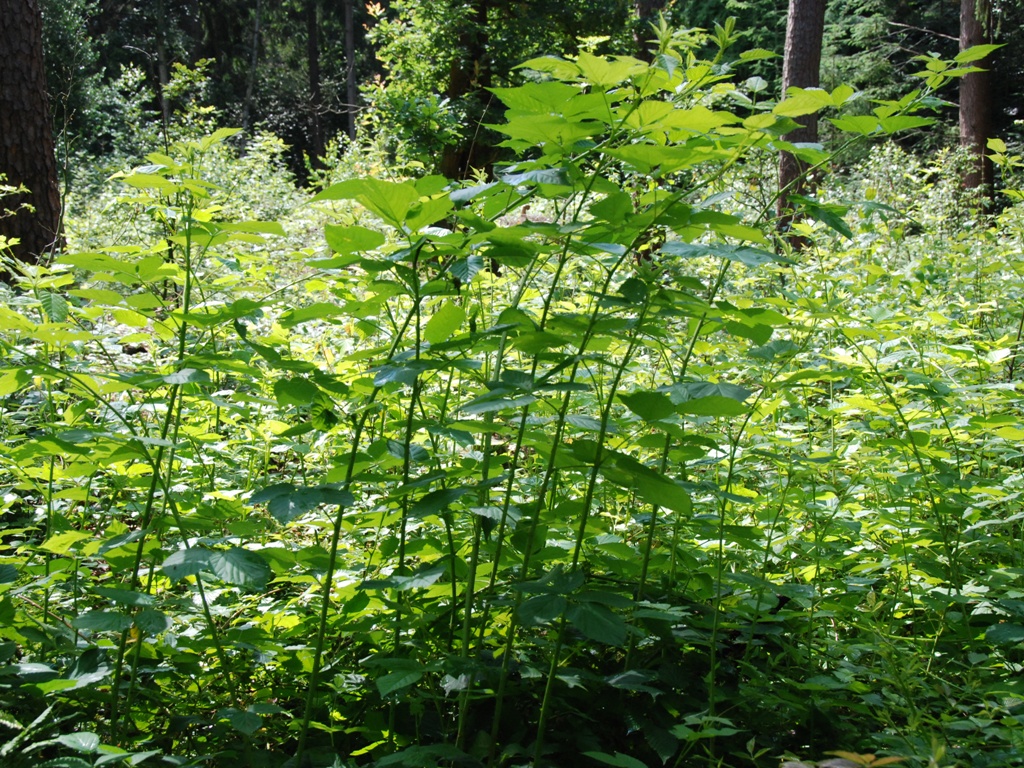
(2, 1, 1024, 768)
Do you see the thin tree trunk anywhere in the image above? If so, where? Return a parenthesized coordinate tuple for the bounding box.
(634, 0, 668, 58)
(307, 0, 325, 167)
(242, 0, 262, 131)
(440, 0, 491, 179)
(344, 0, 357, 140)
(0, 0, 63, 277)
(960, 0, 993, 192)
(776, 0, 826, 246)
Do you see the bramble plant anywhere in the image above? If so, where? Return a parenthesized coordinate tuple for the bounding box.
(1, 21, 1023, 768)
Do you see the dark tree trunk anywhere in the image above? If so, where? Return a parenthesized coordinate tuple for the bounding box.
(440, 0, 491, 180)
(0, 0, 62, 278)
(776, 0, 826, 244)
(634, 0, 668, 58)
(344, 0, 357, 140)
(307, 0, 325, 168)
(960, 0, 993, 191)
(242, 0, 263, 131)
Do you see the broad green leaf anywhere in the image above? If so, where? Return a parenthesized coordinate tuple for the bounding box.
(490, 81, 579, 112)
(516, 55, 582, 80)
(135, 608, 172, 636)
(411, 488, 468, 517)
(0, 564, 17, 583)
(161, 549, 213, 581)
(250, 483, 354, 524)
(633, 473, 692, 514)
(830, 115, 881, 136)
(279, 302, 346, 328)
(57, 732, 101, 753)
(162, 368, 210, 385)
(567, 603, 628, 646)
(376, 669, 423, 697)
(575, 52, 645, 88)
(92, 588, 155, 607)
(424, 301, 466, 344)
(986, 623, 1024, 645)
(406, 195, 454, 230)
(387, 439, 430, 462)
(774, 87, 833, 117)
(219, 707, 263, 736)
(72, 610, 133, 632)
(274, 377, 321, 406)
(518, 594, 568, 625)
(324, 224, 385, 254)
(39, 291, 68, 323)
(362, 565, 446, 591)
(661, 241, 791, 267)
(312, 178, 419, 229)
(209, 547, 271, 588)
(788, 195, 853, 239)
(954, 43, 1002, 64)
(40, 530, 92, 554)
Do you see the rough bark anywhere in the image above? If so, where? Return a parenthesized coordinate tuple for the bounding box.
(0, 0, 62, 277)
(776, 0, 826, 242)
(960, 0, 993, 191)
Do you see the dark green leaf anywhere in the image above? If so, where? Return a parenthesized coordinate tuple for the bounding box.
(209, 547, 271, 588)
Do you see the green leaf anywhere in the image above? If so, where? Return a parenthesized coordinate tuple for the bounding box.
(209, 547, 271, 588)
(954, 43, 1001, 64)
(135, 608, 172, 636)
(986, 623, 1024, 645)
(632, 473, 692, 514)
(56, 732, 100, 753)
(162, 368, 210, 385)
(324, 224, 385, 254)
(788, 195, 853, 239)
(411, 488, 468, 517)
(250, 483, 354, 524)
(312, 178, 419, 229)
(661, 240, 790, 267)
(274, 377, 321, 407)
(219, 707, 263, 736)
(518, 594, 568, 625)
(361, 564, 446, 591)
(72, 610, 133, 632)
(39, 291, 69, 323)
(620, 391, 676, 422)
(92, 587, 155, 607)
(161, 549, 213, 581)
(376, 669, 423, 697)
(279, 302, 346, 328)
(774, 87, 833, 117)
(568, 602, 628, 645)
(424, 301, 466, 344)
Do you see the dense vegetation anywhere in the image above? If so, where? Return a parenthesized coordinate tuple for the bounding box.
(3, 17, 1024, 768)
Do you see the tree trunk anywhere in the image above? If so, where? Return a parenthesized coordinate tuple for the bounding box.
(440, 0, 491, 180)
(242, 0, 263, 131)
(776, 0, 827, 244)
(307, 0, 325, 168)
(960, 0, 993, 192)
(344, 0, 358, 140)
(0, 0, 62, 278)
(634, 0, 668, 57)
